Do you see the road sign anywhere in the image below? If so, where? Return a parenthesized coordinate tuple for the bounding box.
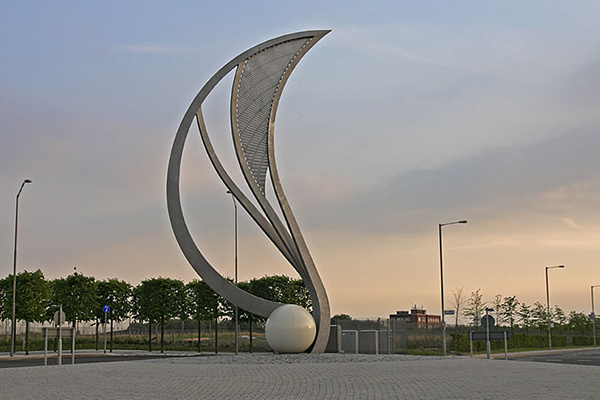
(53, 310, 66, 325)
(103, 305, 110, 313)
(481, 315, 495, 329)
(42, 327, 74, 338)
(470, 330, 509, 341)
(444, 310, 455, 315)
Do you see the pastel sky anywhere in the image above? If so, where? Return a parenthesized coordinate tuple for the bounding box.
(2, 1, 600, 319)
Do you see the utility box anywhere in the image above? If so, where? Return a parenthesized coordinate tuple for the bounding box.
(326, 325, 343, 353)
(359, 330, 379, 354)
(342, 330, 359, 354)
(378, 330, 389, 354)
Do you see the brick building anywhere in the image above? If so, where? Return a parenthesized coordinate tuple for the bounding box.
(389, 306, 441, 329)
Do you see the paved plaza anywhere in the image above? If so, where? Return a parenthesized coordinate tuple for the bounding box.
(0, 353, 598, 399)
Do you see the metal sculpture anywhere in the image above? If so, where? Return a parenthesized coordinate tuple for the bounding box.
(167, 30, 331, 353)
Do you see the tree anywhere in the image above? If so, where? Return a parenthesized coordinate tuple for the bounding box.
(492, 294, 503, 327)
(236, 281, 257, 353)
(517, 302, 532, 333)
(499, 296, 519, 333)
(553, 306, 567, 329)
(464, 289, 486, 328)
(531, 301, 548, 334)
(448, 287, 467, 329)
(10, 270, 50, 354)
(567, 311, 591, 334)
(331, 314, 352, 324)
(135, 277, 185, 353)
(131, 285, 153, 352)
(96, 278, 132, 352)
(187, 279, 226, 354)
(51, 273, 97, 329)
(248, 275, 311, 308)
(0, 275, 11, 337)
(289, 278, 312, 311)
(187, 280, 212, 352)
(176, 286, 191, 344)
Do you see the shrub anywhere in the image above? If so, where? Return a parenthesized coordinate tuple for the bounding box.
(449, 332, 569, 353)
(572, 336, 592, 346)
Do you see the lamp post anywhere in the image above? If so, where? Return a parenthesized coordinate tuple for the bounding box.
(592, 285, 599, 347)
(439, 219, 467, 357)
(10, 179, 32, 357)
(545, 265, 564, 350)
(226, 190, 239, 355)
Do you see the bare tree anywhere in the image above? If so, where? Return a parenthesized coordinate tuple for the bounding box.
(492, 294, 502, 327)
(517, 302, 532, 333)
(464, 289, 487, 328)
(448, 287, 467, 330)
(500, 296, 519, 333)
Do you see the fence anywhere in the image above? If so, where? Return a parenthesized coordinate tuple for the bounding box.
(331, 317, 443, 354)
(2, 317, 597, 354)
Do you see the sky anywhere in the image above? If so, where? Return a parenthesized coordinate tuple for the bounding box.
(2, 1, 600, 319)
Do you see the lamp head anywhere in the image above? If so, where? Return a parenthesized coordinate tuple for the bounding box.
(24, 179, 32, 183)
(458, 220, 468, 224)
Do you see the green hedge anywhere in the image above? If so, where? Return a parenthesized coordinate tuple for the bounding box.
(572, 336, 593, 346)
(450, 332, 568, 353)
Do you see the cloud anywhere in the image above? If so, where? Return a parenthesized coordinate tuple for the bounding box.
(302, 120, 600, 236)
(118, 44, 198, 54)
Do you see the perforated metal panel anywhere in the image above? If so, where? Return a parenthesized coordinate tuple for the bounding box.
(233, 38, 312, 193)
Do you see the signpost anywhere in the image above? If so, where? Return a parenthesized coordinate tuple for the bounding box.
(590, 312, 596, 347)
(103, 305, 110, 354)
(42, 327, 75, 366)
(480, 315, 495, 329)
(483, 308, 494, 359)
(54, 305, 64, 366)
(469, 329, 510, 360)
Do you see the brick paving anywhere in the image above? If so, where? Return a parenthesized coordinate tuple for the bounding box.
(0, 353, 597, 399)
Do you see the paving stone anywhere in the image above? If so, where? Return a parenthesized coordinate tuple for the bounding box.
(0, 353, 597, 399)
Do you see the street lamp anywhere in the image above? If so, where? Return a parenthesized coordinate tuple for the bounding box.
(439, 219, 467, 356)
(545, 265, 564, 350)
(10, 179, 32, 357)
(226, 190, 239, 355)
(592, 285, 600, 347)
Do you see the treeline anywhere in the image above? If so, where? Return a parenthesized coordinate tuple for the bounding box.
(448, 288, 593, 335)
(0, 270, 310, 354)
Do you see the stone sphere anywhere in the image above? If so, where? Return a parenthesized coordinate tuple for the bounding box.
(265, 304, 317, 353)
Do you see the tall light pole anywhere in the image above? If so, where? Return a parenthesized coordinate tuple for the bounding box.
(439, 219, 467, 357)
(592, 285, 599, 347)
(226, 190, 239, 355)
(10, 179, 32, 357)
(545, 265, 564, 350)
